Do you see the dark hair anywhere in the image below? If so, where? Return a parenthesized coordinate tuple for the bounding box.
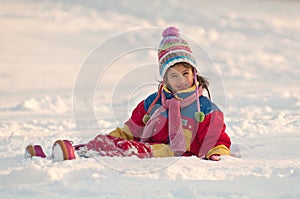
(196, 74, 211, 99)
(162, 62, 211, 99)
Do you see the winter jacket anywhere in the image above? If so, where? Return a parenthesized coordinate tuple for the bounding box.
(109, 86, 231, 159)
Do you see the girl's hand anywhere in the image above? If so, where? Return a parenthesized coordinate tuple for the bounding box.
(210, 154, 220, 161)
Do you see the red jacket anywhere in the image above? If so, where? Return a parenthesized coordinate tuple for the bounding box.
(109, 87, 231, 158)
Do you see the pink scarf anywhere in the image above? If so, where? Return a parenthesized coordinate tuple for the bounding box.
(141, 87, 203, 155)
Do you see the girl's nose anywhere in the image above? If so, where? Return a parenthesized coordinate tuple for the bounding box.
(177, 75, 187, 84)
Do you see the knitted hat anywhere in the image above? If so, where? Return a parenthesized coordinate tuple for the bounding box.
(158, 26, 197, 78)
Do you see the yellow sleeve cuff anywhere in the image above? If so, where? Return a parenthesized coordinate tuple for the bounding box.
(109, 126, 134, 140)
(205, 145, 230, 159)
(151, 144, 174, 157)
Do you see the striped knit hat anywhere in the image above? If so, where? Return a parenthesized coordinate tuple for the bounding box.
(158, 26, 197, 78)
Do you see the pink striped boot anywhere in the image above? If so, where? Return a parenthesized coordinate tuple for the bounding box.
(51, 140, 76, 161)
(25, 145, 46, 158)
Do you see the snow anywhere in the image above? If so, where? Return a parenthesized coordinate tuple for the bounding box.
(0, 0, 300, 198)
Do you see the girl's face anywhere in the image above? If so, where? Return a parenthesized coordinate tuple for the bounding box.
(165, 63, 194, 92)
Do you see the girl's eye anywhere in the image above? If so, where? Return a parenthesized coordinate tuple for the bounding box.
(183, 72, 189, 76)
(171, 74, 178, 79)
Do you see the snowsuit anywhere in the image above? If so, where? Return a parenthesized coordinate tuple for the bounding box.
(87, 85, 231, 159)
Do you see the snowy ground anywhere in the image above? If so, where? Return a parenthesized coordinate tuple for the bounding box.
(0, 0, 300, 198)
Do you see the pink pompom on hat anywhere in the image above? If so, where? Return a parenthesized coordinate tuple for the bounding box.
(158, 26, 197, 78)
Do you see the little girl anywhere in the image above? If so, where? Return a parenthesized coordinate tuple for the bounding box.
(26, 26, 231, 161)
